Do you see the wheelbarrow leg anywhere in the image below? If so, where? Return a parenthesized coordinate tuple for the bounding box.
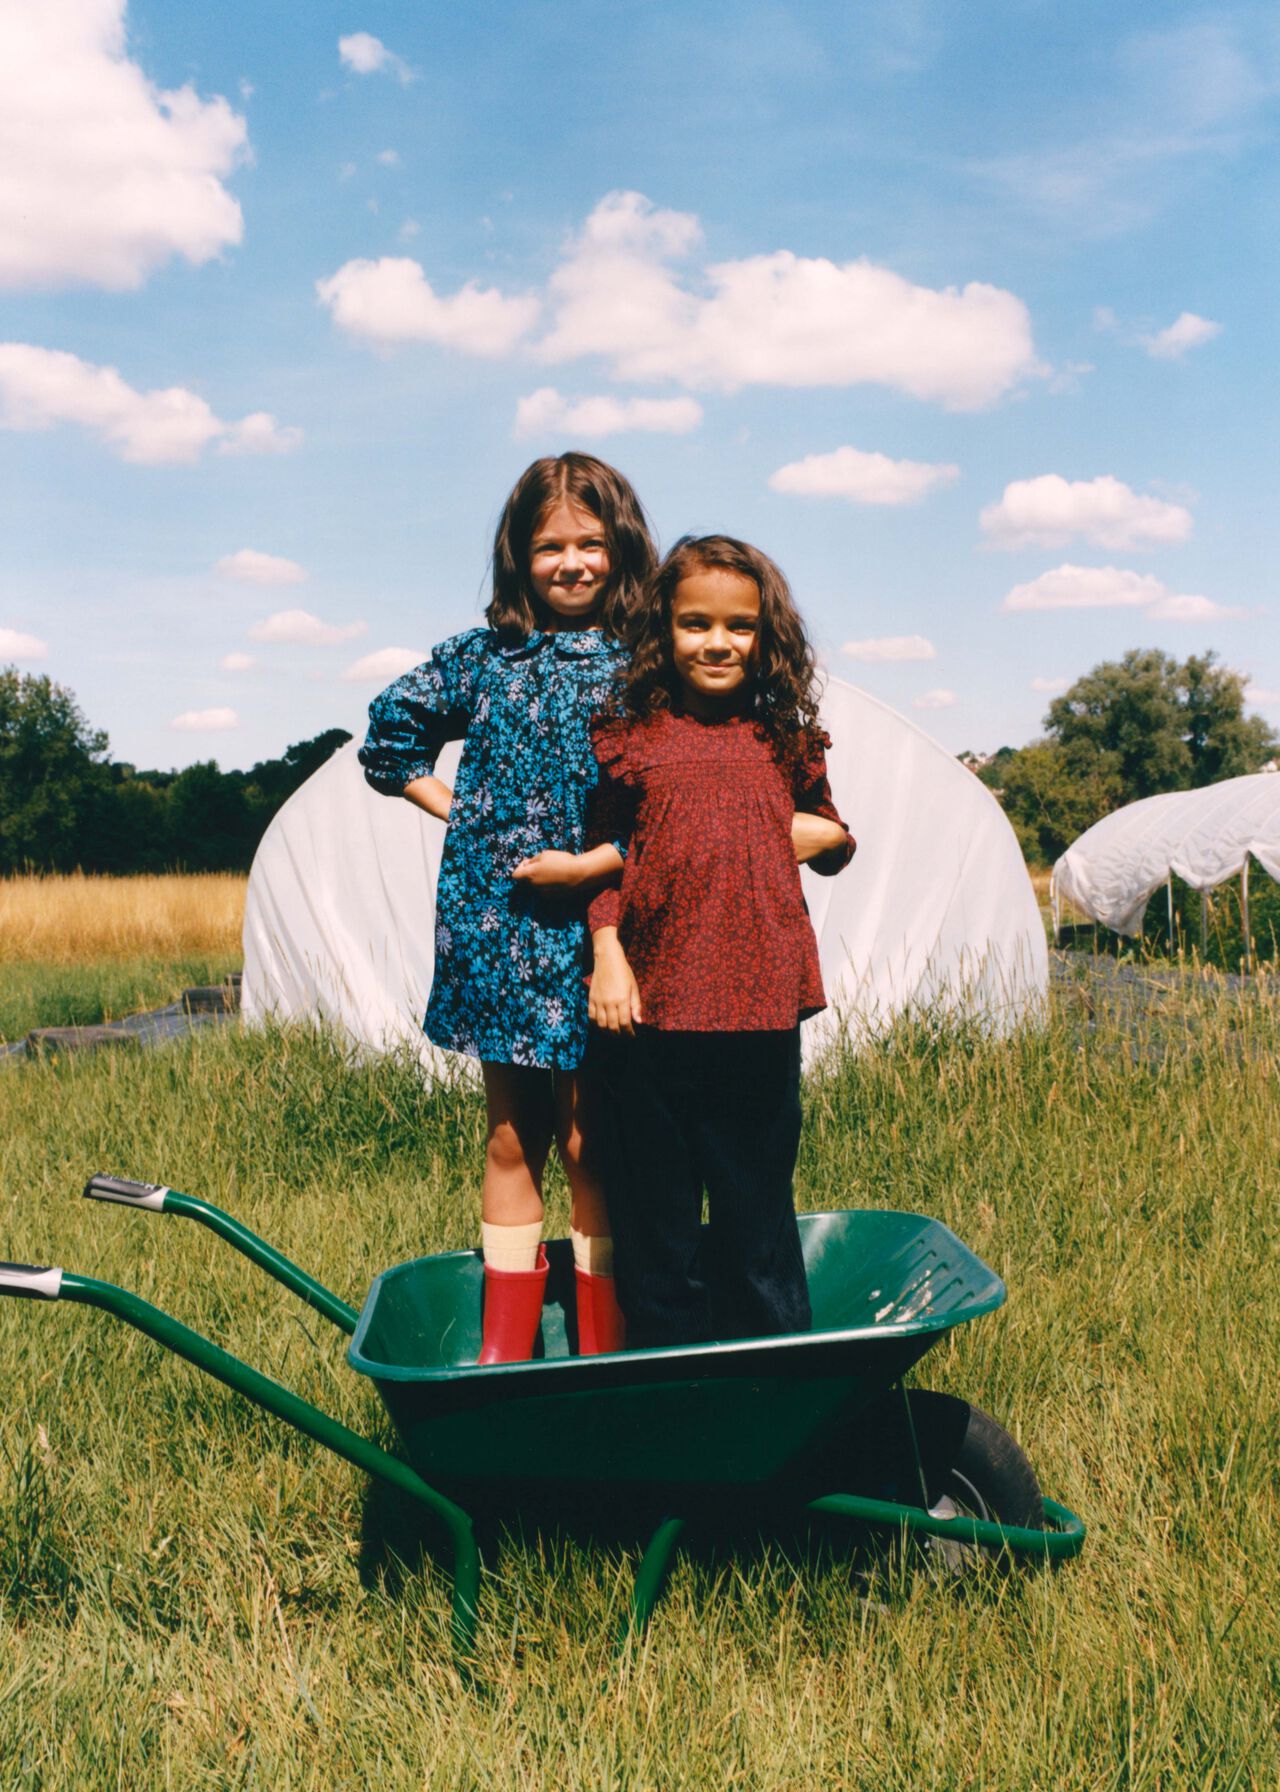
(615, 1516, 687, 1652)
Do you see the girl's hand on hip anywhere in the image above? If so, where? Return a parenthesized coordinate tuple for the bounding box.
(512, 850, 582, 888)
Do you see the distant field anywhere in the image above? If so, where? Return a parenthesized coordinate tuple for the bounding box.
(0, 875, 245, 1040)
(0, 872, 246, 966)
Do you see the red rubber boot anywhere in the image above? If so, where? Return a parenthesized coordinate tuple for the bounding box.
(575, 1267, 626, 1356)
(477, 1249, 549, 1365)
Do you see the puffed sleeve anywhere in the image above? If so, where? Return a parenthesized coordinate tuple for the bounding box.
(358, 632, 480, 795)
(794, 728, 855, 874)
(585, 717, 638, 933)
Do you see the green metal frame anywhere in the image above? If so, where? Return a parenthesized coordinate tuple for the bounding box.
(145, 1188, 360, 1335)
(5, 1180, 1089, 1675)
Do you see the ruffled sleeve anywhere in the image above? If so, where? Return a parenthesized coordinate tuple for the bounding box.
(793, 728, 855, 873)
(585, 717, 637, 933)
(358, 631, 482, 796)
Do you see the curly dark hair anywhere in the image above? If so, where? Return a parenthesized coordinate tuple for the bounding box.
(622, 535, 822, 758)
(487, 453, 657, 643)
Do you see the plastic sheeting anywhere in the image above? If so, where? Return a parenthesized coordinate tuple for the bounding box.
(1050, 771, 1280, 938)
(242, 678, 1047, 1069)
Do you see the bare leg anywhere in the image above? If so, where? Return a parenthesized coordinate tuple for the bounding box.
(481, 1062, 555, 1227)
(554, 1066, 610, 1237)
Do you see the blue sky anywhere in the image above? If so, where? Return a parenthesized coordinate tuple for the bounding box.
(2, 0, 1277, 769)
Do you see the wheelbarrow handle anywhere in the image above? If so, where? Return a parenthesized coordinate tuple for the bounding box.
(83, 1174, 169, 1212)
(80, 1172, 359, 1336)
(0, 1261, 64, 1299)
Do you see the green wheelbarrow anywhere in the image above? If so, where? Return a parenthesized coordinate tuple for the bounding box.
(1, 1176, 1085, 1666)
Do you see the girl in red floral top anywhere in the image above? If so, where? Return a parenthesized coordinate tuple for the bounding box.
(532, 535, 853, 1348)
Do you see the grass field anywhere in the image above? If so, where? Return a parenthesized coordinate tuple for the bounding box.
(0, 875, 245, 1040)
(2, 974, 1276, 1788)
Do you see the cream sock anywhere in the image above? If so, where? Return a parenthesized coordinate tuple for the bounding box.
(571, 1227, 614, 1277)
(481, 1219, 543, 1273)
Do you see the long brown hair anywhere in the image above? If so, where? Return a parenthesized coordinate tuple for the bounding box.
(487, 453, 656, 642)
(622, 534, 822, 757)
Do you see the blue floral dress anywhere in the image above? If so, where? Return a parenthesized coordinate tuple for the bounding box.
(359, 627, 628, 1069)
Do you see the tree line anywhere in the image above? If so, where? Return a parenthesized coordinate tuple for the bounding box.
(3, 648, 1276, 877)
(0, 665, 351, 874)
(965, 649, 1276, 865)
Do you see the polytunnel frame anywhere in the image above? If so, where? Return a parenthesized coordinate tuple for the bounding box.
(1050, 768, 1280, 974)
(1054, 859, 1257, 970)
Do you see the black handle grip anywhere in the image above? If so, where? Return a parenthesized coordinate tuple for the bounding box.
(83, 1174, 169, 1211)
(0, 1262, 63, 1299)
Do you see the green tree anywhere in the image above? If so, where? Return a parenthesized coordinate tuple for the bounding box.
(0, 666, 111, 872)
(998, 741, 1123, 866)
(1043, 648, 1191, 800)
(1180, 652, 1276, 784)
(999, 648, 1277, 865)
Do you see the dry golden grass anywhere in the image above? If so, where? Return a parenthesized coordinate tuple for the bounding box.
(0, 872, 246, 965)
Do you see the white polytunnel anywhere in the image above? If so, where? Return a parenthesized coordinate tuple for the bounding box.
(1050, 771, 1280, 938)
(242, 677, 1048, 1071)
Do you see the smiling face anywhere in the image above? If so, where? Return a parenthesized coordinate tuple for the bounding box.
(527, 499, 612, 629)
(670, 565, 761, 713)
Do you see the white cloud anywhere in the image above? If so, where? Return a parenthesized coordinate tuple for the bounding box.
(399, 219, 420, 240)
(913, 688, 957, 710)
(317, 258, 539, 355)
(314, 191, 1042, 408)
(219, 651, 256, 672)
(1245, 684, 1280, 707)
(841, 634, 936, 663)
(1140, 312, 1222, 360)
(513, 387, 702, 439)
(1145, 593, 1244, 623)
(0, 343, 301, 465)
(0, 626, 49, 661)
(215, 549, 308, 585)
(1030, 675, 1070, 694)
(220, 411, 302, 456)
(341, 646, 426, 683)
(377, 148, 400, 167)
(249, 609, 367, 646)
(770, 446, 959, 507)
(338, 33, 413, 82)
(537, 192, 1042, 410)
(1002, 564, 1242, 621)
(0, 0, 246, 291)
(981, 474, 1193, 550)
(171, 707, 238, 731)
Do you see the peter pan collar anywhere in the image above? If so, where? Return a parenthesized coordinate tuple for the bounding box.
(495, 628, 623, 661)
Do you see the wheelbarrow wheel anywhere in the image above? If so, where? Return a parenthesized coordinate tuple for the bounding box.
(907, 1391, 1045, 1574)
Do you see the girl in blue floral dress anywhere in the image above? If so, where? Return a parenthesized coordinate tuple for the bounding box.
(359, 454, 656, 1363)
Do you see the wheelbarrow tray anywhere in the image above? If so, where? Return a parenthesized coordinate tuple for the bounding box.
(349, 1209, 1004, 1492)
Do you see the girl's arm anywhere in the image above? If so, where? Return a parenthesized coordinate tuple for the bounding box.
(358, 635, 475, 803)
(588, 926, 643, 1035)
(514, 715, 636, 892)
(792, 731, 856, 877)
(511, 842, 624, 891)
(792, 811, 850, 866)
(403, 774, 454, 821)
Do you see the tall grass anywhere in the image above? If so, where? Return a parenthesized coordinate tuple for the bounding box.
(0, 873, 245, 965)
(0, 957, 242, 1042)
(0, 982, 1276, 1788)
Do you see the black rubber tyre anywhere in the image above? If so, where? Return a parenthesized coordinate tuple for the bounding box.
(904, 1390, 1044, 1572)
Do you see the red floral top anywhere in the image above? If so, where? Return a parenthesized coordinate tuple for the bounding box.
(585, 709, 854, 1031)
